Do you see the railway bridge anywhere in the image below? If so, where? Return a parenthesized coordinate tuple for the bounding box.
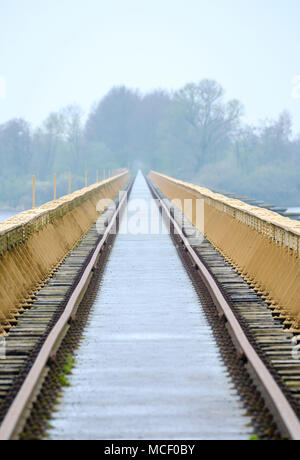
(0, 170, 300, 441)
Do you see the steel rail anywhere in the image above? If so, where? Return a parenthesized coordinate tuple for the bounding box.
(0, 187, 130, 441)
(147, 177, 300, 441)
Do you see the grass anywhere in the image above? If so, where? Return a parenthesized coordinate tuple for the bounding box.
(58, 354, 76, 387)
(59, 374, 71, 387)
(62, 354, 76, 375)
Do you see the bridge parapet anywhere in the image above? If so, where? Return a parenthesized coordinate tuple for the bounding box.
(150, 171, 300, 330)
(0, 171, 130, 330)
(0, 173, 128, 253)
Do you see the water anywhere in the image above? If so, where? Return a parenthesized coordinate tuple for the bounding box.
(48, 172, 251, 440)
(0, 210, 16, 223)
(287, 207, 300, 214)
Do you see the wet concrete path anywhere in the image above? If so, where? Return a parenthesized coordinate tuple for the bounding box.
(48, 173, 252, 440)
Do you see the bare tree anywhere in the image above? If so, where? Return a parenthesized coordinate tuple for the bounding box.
(174, 79, 244, 166)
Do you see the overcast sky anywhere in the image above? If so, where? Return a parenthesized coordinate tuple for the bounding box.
(0, 0, 299, 132)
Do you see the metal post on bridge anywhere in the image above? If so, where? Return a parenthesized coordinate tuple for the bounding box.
(54, 174, 57, 201)
(68, 172, 71, 195)
(32, 175, 36, 209)
(85, 171, 88, 188)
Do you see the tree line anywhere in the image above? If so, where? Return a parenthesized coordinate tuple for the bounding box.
(0, 79, 299, 209)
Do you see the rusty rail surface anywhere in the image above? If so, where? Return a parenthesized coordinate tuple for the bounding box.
(0, 186, 130, 441)
(147, 176, 300, 441)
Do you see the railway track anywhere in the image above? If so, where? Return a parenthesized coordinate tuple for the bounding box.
(0, 173, 300, 440)
(46, 173, 253, 440)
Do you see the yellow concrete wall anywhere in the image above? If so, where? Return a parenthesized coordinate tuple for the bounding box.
(150, 171, 300, 332)
(0, 172, 130, 332)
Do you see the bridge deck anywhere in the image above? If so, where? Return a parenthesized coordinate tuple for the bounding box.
(48, 173, 251, 440)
